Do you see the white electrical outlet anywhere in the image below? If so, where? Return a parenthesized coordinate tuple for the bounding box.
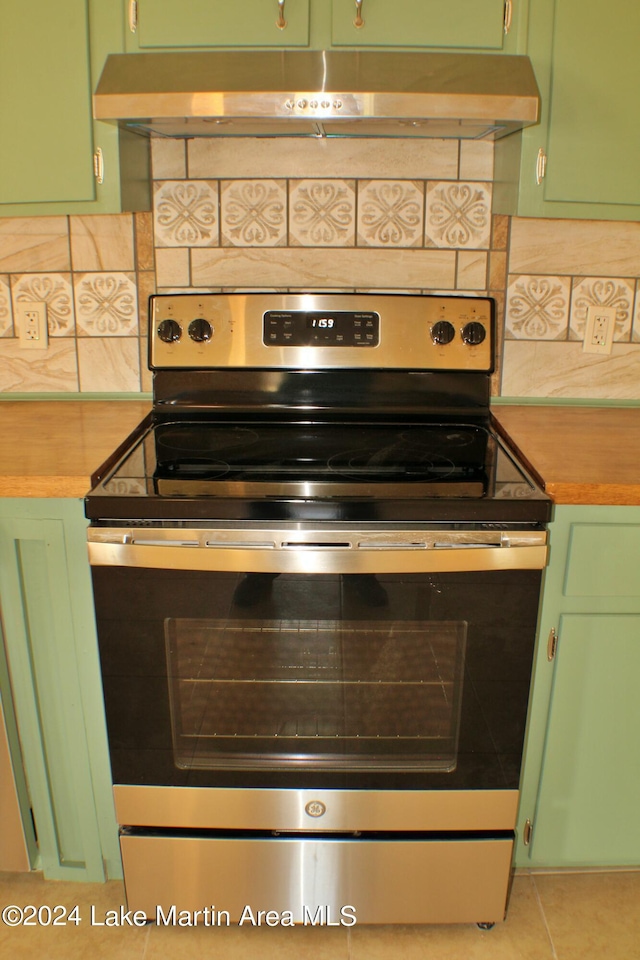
(583, 305, 615, 355)
(15, 301, 48, 350)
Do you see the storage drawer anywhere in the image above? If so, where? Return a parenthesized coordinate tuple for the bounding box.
(564, 524, 640, 597)
(120, 833, 513, 924)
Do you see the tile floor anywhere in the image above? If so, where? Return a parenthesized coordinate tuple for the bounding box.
(0, 869, 638, 959)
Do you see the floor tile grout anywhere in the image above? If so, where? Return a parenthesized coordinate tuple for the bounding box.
(531, 874, 560, 960)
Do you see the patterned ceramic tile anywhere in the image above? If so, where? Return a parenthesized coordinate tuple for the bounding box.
(425, 182, 492, 249)
(77, 338, 140, 392)
(289, 180, 355, 247)
(459, 141, 494, 181)
(491, 214, 510, 251)
(356, 180, 424, 248)
(488, 251, 507, 291)
(154, 248, 190, 288)
(506, 275, 571, 340)
(151, 138, 187, 179)
(502, 339, 640, 400)
(11, 273, 74, 336)
(220, 180, 287, 247)
(191, 247, 456, 290)
(509, 217, 640, 277)
(154, 181, 219, 247)
(73, 273, 138, 336)
(456, 251, 488, 290)
(569, 276, 634, 341)
(0, 217, 70, 273)
(0, 339, 79, 392)
(188, 138, 459, 181)
(633, 282, 640, 342)
(0, 275, 12, 336)
(134, 212, 155, 271)
(70, 215, 135, 271)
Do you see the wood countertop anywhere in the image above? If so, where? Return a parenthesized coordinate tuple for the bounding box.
(493, 405, 640, 506)
(1, 400, 639, 505)
(0, 401, 151, 498)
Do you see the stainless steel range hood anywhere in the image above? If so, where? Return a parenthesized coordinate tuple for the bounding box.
(94, 50, 540, 141)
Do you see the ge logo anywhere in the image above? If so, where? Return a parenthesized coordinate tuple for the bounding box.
(305, 801, 327, 818)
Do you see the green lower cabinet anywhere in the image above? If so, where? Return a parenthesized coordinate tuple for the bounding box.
(0, 500, 120, 881)
(517, 506, 640, 867)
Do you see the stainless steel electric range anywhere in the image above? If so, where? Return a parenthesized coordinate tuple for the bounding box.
(86, 292, 550, 926)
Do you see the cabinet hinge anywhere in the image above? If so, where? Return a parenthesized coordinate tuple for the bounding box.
(547, 627, 558, 661)
(93, 148, 104, 185)
(503, 0, 513, 34)
(523, 818, 533, 846)
(535, 147, 548, 185)
(128, 0, 138, 34)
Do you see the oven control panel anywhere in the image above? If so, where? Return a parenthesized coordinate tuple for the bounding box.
(149, 293, 494, 371)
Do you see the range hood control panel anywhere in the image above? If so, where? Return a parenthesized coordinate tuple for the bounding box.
(149, 293, 494, 372)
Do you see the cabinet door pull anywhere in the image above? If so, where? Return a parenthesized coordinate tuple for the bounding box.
(547, 627, 558, 661)
(93, 148, 104, 185)
(504, 0, 513, 34)
(354, 0, 365, 28)
(536, 148, 548, 185)
(128, 0, 138, 33)
(276, 0, 287, 29)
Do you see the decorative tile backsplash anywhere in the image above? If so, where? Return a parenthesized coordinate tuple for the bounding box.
(1, 136, 640, 398)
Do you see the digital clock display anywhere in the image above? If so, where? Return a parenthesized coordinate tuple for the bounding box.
(264, 310, 379, 347)
(309, 317, 335, 329)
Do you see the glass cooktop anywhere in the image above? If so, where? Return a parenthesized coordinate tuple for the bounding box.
(86, 417, 550, 524)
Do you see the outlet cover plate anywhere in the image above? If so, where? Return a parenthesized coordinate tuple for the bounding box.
(583, 305, 615, 354)
(15, 301, 48, 350)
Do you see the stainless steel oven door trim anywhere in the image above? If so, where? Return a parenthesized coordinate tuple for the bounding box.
(114, 785, 519, 832)
(88, 527, 547, 572)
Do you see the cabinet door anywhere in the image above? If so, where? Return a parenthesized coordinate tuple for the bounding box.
(0, 0, 95, 205)
(514, 0, 640, 219)
(0, 0, 150, 217)
(133, 0, 310, 48)
(330, 0, 508, 49)
(0, 501, 121, 881)
(532, 614, 640, 866)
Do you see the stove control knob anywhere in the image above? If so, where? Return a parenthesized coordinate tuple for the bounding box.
(431, 320, 456, 345)
(157, 318, 181, 343)
(188, 318, 213, 343)
(461, 321, 487, 346)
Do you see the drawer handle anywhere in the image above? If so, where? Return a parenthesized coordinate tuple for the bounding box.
(281, 541, 352, 549)
(276, 0, 287, 29)
(354, 0, 365, 28)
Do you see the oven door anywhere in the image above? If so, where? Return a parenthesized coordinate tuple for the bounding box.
(88, 525, 546, 794)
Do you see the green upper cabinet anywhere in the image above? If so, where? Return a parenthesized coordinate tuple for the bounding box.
(128, 0, 310, 49)
(330, 0, 511, 50)
(500, 0, 640, 220)
(127, 0, 518, 52)
(0, 2, 94, 205)
(0, 0, 149, 217)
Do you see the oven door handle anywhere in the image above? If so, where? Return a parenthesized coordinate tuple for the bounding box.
(87, 539, 547, 573)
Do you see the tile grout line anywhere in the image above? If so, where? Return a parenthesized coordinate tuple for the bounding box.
(139, 919, 152, 959)
(531, 874, 560, 960)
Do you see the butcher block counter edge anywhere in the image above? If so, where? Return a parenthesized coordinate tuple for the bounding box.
(1, 400, 640, 505)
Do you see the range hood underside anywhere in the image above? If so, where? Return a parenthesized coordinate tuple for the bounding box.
(94, 51, 540, 142)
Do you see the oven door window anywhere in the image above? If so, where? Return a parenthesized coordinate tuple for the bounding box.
(93, 566, 541, 790)
(165, 613, 466, 772)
